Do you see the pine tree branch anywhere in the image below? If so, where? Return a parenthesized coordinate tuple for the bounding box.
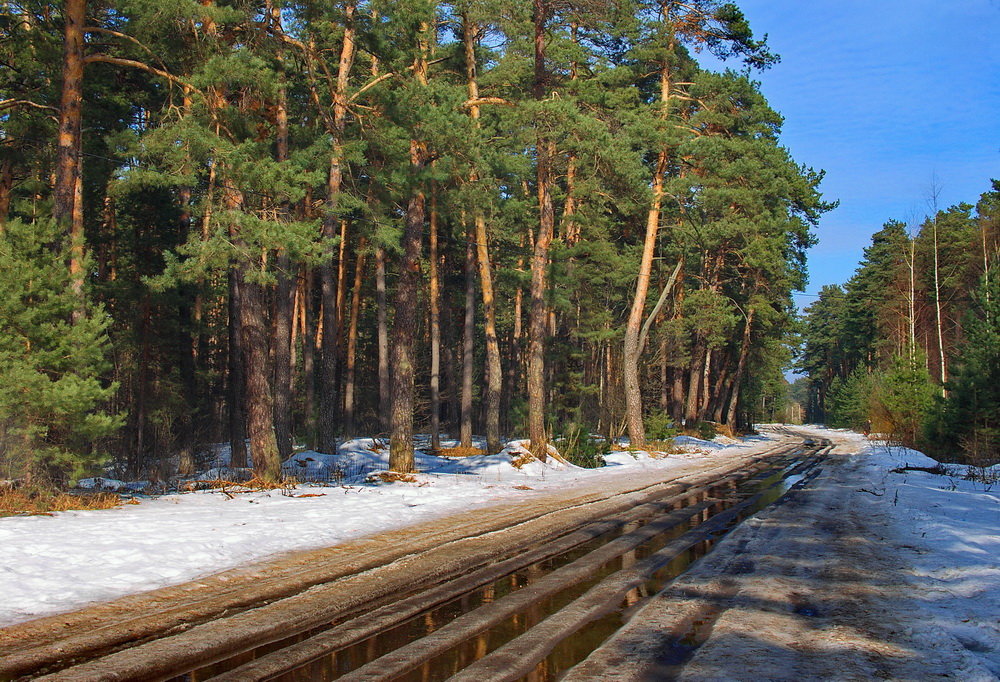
(82, 54, 198, 93)
(0, 99, 58, 114)
(462, 97, 513, 109)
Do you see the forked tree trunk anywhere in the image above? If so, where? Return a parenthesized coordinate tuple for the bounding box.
(623, 38, 673, 449)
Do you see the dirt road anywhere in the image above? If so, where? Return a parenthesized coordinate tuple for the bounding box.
(1, 433, 806, 680)
(566, 430, 997, 682)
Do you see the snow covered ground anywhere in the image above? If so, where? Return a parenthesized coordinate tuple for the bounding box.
(0, 433, 742, 627)
(839, 430, 1000, 676)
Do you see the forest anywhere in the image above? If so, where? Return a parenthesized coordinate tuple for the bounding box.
(0, 0, 833, 486)
(801, 181, 999, 466)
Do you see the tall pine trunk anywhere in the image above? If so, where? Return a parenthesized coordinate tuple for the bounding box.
(343, 239, 367, 436)
(317, 207, 340, 452)
(316, 3, 356, 452)
(388, 24, 431, 473)
(55, 0, 86, 299)
(725, 309, 755, 426)
(225, 180, 280, 482)
(0, 157, 13, 226)
(428, 190, 442, 450)
(388, 142, 427, 473)
(302, 268, 318, 447)
(227, 271, 248, 468)
(462, 15, 503, 454)
(272, 70, 294, 460)
(238, 270, 281, 483)
(460, 234, 476, 447)
(375, 246, 390, 431)
(527, 0, 553, 460)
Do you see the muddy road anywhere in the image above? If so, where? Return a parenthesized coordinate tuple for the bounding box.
(1, 430, 827, 682)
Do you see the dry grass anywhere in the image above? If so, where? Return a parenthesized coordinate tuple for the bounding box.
(437, 446, 486, 458)
(510, 452, 536, 469)
(645, 439, 686, 456)
(369, 471, 418, 484)
(0, 489, 123, 517)
(714, 422, 736, 439)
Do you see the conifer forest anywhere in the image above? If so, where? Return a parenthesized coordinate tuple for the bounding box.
(801, 182, 999, 465)
(13, 0, 995, 490)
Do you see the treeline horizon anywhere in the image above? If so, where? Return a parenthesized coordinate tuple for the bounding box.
(0, 0, 832, 485)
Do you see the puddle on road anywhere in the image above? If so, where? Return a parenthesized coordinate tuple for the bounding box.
(176, 454, 819, 682)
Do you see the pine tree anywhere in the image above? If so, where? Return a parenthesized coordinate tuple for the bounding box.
(0, 218, 119, 483)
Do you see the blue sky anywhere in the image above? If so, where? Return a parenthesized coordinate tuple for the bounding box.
(699, 0, 999, 304)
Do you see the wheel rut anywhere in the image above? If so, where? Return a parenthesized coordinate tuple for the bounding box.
(1, 431, 828, 682)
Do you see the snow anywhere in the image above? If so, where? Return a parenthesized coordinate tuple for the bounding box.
(796, 426, 1000, 676)
(0, 433, 759, 626)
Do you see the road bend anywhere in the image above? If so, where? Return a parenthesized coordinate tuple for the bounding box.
(0, 429, 830, 682)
